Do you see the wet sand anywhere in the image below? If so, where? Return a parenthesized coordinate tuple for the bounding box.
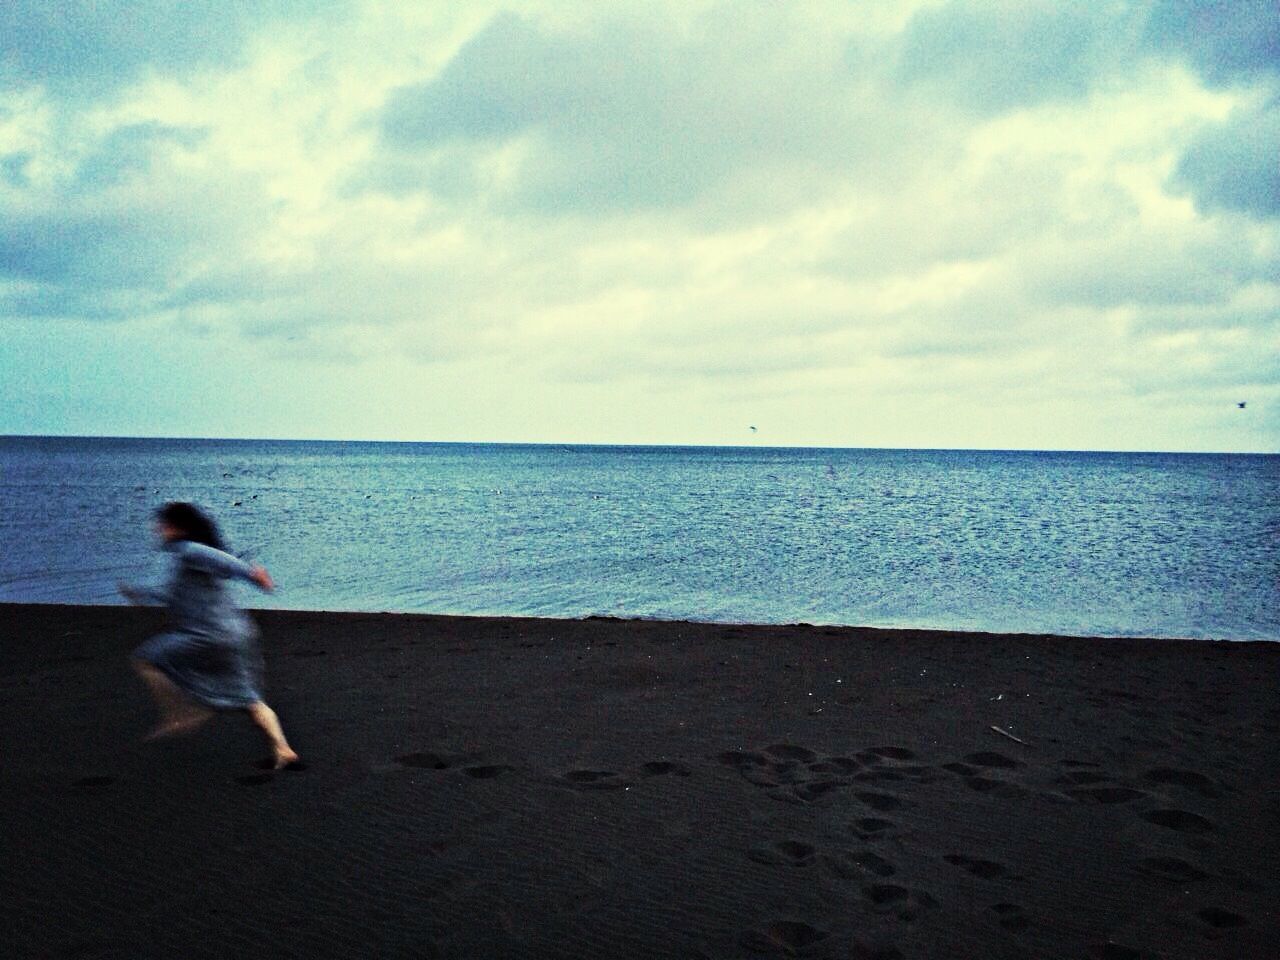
(3, 603, 1278, 959)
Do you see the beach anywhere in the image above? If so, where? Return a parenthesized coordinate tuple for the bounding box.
(3, 603, 1277, 959)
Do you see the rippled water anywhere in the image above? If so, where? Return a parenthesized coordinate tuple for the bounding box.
(1, 436, 1275, 639)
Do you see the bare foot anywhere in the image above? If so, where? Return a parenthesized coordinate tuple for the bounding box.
(273, 749, 301, 770)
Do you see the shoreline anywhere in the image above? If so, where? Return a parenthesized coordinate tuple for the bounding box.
(4, 603, 1278, 958)
(6, 600, 1274, 646)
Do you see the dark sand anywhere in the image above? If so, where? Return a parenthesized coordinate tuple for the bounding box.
(2, 604, 1278, 959)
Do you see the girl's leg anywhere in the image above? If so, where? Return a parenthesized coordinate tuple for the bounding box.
(246, 701, 299, 768)
(132, 659, 211, 739)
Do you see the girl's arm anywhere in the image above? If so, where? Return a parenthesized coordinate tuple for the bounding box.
(178, 541, 275, 591)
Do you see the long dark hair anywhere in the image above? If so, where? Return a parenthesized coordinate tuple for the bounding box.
(156, 502, 227, 551)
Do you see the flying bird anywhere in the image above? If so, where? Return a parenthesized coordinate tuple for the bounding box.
(749, 425, 757, 433)
(1238, 401, 1247, 409)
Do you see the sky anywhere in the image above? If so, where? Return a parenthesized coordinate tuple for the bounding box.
(1, 0, 1276, 452)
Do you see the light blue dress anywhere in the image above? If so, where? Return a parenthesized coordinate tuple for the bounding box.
(129, 540, 268, 709)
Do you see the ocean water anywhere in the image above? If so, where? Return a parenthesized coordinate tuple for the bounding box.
(0, 436, 1276, 640)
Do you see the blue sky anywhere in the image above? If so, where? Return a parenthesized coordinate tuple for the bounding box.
(1, 0, 1276, 451)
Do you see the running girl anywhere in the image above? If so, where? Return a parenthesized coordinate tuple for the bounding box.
(120, 502, 299, 768)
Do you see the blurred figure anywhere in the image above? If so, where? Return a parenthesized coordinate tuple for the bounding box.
(120, 502, 299, 768)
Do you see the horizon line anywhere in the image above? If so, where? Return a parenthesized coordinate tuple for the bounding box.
(1, 432, 1274, 457)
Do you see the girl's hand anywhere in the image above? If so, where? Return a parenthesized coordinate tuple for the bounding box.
(251, 566, 275, 592)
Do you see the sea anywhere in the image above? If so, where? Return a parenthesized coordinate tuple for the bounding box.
(0, 436, 1275, 640)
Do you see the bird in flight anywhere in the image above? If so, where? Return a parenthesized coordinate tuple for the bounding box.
(749, 425, 758, 432)
(1237, 401, 1247, 409)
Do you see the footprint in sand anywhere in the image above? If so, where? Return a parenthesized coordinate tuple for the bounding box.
(855, 791, 903, 812)
(235, 773, 274, 786)
(396, 752, 452, 770)
(1140, 809, 1214, 834)
(867, 746, 917, 761)
(864, 883, 910, 907)
(944, 854, 1011, 879)
(748, 840, 816, 867)
(809, 757, 861, 775)
(764, 760, 807, 785)
(963, 776, 1027, 799)
(727, 758, 777, 784)
(854, 763, 940, 785)
(863, 884, 936, 921)
(1066, 786, 1147, 805)
(718, 750, 769, 769)
(720, 745, 857, 804)
(786, 780, 841, 803)
(1054, 771, 1111, 786)
(740, 920, 828, 953)
(852, 817, 895, 840)
(964, 752, 1020, 769)
(1143, 768, 1220, 798)
(1137, 857, 1210, 882)
(824, 848, 896, 879)
(990, 902, 1030, 931)
(743, 768, 786, 789)
(563, 770, 628, 790)
(765, 744, 818, 763)
(944, 756, 1028, 798)
(1197, 907, 1247, 929)
(896, 764, 943, 783)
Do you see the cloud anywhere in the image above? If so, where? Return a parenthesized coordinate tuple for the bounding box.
(1139, 2, 1280, 222)
(820, 151, 1084, 280)
(891, 0, 1133, 114)
(1132, 286, 1280, 335)
(1017, 220, 1278, 308)
(73, 122, 208, 191)
(1120, 327, 1280, 398)
(1142, 0, 1280, 87)
(371, 9, 909, 215)
(0, 0, 348, 98)
(0, 207, 142, 285)
(891, 0, 1280, 116)
(2, 151, 32, 186)
(380, 12, 553, 148)
(0, 120, 271, 320)
(0, 202, 260, 321)
(1171, 96, 1280, 218)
